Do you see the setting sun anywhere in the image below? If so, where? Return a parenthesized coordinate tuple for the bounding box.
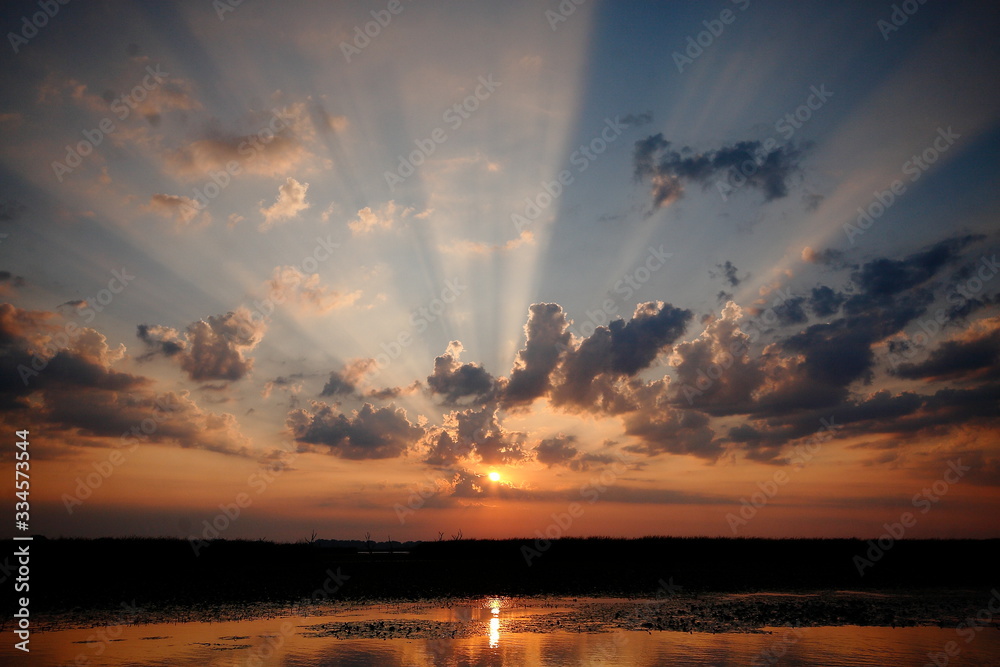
(488, 471, 502, 482)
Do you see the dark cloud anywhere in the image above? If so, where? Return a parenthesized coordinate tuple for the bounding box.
(623, 407, 720, 459)
(535, 434, 579, 466)
(137, 308, 265, 382)
(0, 304, 251, 456)
(633, 134, 802, 208)
(851, 235, 979, 297)
(894, 319, 1000, 383)
(808, 286, 845, 318)
(712, 261, 741, 287)
(551, 302, 691, 413)
(621, 111, 653, 127)
(502, 303, 571, 408)
(321, 371, 354, 396)
(0, 199, 25, 222)
(426, 341, 497, 404)
(534, 434, 616, 471)
(288, 402, 423, 460)
(773, 296, 808, 326)
(0, 271, 25, 287)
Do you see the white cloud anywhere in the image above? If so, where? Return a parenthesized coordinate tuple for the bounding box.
(259, 177, 310, 231)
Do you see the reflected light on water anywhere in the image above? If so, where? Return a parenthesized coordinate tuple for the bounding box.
(487, 596, 502, 648)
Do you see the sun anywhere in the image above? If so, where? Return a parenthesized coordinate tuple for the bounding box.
(487, 471, 501, 482)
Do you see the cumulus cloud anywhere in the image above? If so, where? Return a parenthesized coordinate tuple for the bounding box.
(551, 301, 692, 413)
(426, 341, 497, 404)
(287, 401, 423, 459)
(347, 200, 426, 237)
(137, 307, 265, 382)
(259, 177, 310, 231)
(0, 304, 251, 456)
(502, 303, 571, 408)
(533, 434, 616, 470)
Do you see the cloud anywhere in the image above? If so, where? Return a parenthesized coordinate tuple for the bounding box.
(532, 434, 616, 470)
(439, 229, 534, 255)
(426, 341, 497, 405)
(712, 260, 741, 287)
(551, 301, 692, 413)
(668, 301, 763, 414)
(808, 286, 846, 318)
(623, 406, 720, 459)
(265, 266, 361, 313)
(0, 271, 25, 293)
(347, 200, 425, 237)
(320, 358, 379, 397)
(287, 401, 423, 459)
(165, 134, 307, 181)
(259, 177, 310, 231)
(633, 134, 802, 208)
(137, 307, 266, 382)
(620, 111, 653, 127)
(0, 199, 26, 222)
(502, 303, 571, 408)
(0, 305, 251, 457)
(147, 193, 210, 229)
(894, 316, 1000, 383)
(851, 235, 979, 297)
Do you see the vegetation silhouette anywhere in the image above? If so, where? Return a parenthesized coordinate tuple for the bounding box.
(10, 536, 996, 616)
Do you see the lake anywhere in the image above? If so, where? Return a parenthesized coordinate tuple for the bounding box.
(9, 596, 1000, 666)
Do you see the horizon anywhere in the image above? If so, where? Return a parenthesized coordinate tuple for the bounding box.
(1, 0, 999, 545)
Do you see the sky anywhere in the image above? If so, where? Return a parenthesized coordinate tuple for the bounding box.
(1, 0, 998, 543)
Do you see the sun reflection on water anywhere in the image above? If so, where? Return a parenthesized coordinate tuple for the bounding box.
(485, 597, 504, 648)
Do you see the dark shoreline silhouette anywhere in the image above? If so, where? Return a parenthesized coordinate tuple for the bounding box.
(9, 536, 997, 618)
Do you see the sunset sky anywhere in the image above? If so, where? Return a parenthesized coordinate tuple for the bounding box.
(1, 0, 998, 543)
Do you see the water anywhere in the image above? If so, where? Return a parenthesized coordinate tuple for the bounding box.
(8, 598, 1000, 666)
